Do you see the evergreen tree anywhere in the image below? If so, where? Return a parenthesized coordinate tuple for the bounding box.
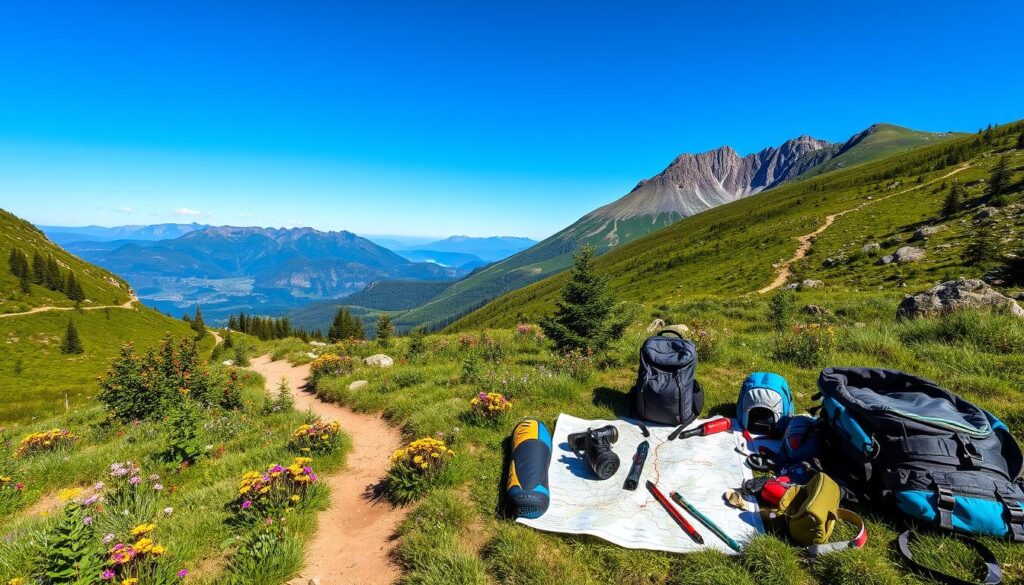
(539, 245, 615, 353)
(941, 180, 964, 218)
(7, 248, 22, 277)
(1018, 133, 1024, 150)
(19, 271, 31, 294)
(1003, 247, 1024, 286)
(44, 256, 62, 291)
(767, 288, 796, 331)
(223, 329, 234, 349)
(349, 312, 364, 340)
(60, 319, 84, 354)
(191, 305, 207, 338)
(328, 308, 349, 342)
(375, 314, 394, 348)
(182, 313, 192, 324)
(988, 154, 1011, 198)
(64, 271, 85, 302)
(963, 227, 999, 268)
(32, 251, 45, 284)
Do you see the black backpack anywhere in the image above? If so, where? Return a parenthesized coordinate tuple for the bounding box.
(816, 368, 1024, 584)
(630, 329, 704, 427)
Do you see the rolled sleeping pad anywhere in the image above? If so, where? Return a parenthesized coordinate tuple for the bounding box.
(506, 418, 552, 519)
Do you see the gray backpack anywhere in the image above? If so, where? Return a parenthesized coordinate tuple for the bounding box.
(630, 330, 704, 427)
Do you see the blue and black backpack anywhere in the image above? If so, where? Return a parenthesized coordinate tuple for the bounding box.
(816, 368, 1024, 583)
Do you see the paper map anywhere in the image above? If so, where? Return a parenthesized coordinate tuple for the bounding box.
(518, 413, 763, 554)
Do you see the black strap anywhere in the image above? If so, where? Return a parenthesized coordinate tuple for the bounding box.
(934, 479, 956, 531)
(996, 493, 1024, 541)
(896, 530, 1001, 585)
(746, 452, 778, 473)
(656, 328, 685, 339)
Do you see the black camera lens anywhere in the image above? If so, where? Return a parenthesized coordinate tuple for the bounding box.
(590, 449, 620, 480)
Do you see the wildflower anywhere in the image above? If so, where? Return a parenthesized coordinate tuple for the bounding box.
(290, 494, 300, 503)
(93, 481, 106, 490)
(83, 494, 100, 506)
(101, 569, 116, 580)
(121, 579, 138, 585)
(164, 507, 174, 516)
(149, 474, 160, 481)
(83, 515, 93, 525)
(153, 483, 164, 491)
(177, 569, 189, 578)
(8, 578, 25, 585)
(129, 476, 141, 485)
(241, 500, 252, 510)
(130, 523, 156, 537)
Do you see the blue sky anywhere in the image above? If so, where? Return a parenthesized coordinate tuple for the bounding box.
(1, 1, 1022, 239)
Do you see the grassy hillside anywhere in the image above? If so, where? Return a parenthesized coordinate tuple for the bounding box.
(1, 209, 134, 314)
(453, 122, 1024, 330)
(0, 307, 212, 423)
(395, 125, 953, 333)
(279, 291, 1024, 585)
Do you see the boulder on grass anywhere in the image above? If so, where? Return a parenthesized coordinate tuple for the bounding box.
(803, 304, 828, 316)
(798, 279, 824, 290)
(645, 318, 666, 333)
(911, 225, 946, 241)
(364, 354, 394, 368)
(896, 279, 1024, 321)
(881, 246, 926, 265)
(348, 380, 369, 390)
(861, 242, 881, 254)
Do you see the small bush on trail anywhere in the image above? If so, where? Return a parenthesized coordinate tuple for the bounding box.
(468, 392, 513, 425)
(460, 353, 483, 384)
(14, 428, 77, 458)
(309, 354, 355, 386)
(393, 370, 426, 388)
(234, 457, 319, 522)
(386, 437, 455, 504)
(289, 419, 343, 455)
(219, 367, 244, 410)
(262, 378, 295, 414)
(233, 343, 250, 367)
(161, 399, 205, 466)
(226, 525, 304, 585)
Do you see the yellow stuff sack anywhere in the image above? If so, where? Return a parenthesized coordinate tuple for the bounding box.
(776, 471, 840, 546)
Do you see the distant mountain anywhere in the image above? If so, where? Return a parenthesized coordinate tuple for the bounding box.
(396, 250, 488, 270)
(40, 223, 209, 245)
(393, 123, 953, 331)
(410, 236, 537, 262)
(68, 226, 459, 322)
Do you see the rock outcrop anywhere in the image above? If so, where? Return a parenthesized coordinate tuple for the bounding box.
(896, 279, 1024, 320)
(363, 354, 394, 367)
(881, 246, 926, 264)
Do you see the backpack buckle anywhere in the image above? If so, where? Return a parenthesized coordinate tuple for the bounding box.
(955, 435, 983, 468)
(936, 487, 956, 512)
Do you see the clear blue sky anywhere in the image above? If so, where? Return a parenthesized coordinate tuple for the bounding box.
(1, 1, 1022, 239)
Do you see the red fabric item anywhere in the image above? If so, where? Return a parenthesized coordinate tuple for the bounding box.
(761, 476, 791, 507)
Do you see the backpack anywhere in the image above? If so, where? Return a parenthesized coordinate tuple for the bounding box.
(737, 372, 794, 433)
(815, 367, 1024, 542)
(772, 471, 867, 556)
(630, 329, 704, 427)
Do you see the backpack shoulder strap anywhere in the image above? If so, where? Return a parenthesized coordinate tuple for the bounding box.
(656, 329, 685, 339)
(896, 530, 1002, 585)
(806, 509, 867, 557)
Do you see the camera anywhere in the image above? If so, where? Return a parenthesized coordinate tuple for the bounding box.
(567, 425, 620, 480)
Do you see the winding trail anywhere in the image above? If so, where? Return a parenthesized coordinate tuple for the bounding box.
(247, 355, 405, 585)
(0, 295, 138, 319)
(758, 164, 971, 294)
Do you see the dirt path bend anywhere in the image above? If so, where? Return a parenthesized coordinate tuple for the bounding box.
(0, 294, 138, 319)
(247, 355, 405, 585)
(758, 164, 971, 294)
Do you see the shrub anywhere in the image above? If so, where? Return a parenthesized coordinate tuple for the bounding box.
(392, 370, 426, 388)
(386, 437, 455, 504)
(478, 331, 507, 363)
(773, 323, 835, 368)
(289, 420, 343, 455)
(233, 343, 250, 367)
(515, 323, 544, 341)
(460, 353, 483, 384)
(219, 367, 244, 410)
(14, 428, 77, 458)
(554, 349, 595, 382)
(161, 399, 205, 466)
(539, 245, 616, 354)
(767, 289, 795, 331)
(469, 392, 513, 423)
(235, 457, 318, 521)
(406, 328, 428, 359)
(98, 335, 216, 422)
(262, 379, 295, 414)
(309, 354, 355, 386)
(226, 524, 303, 585)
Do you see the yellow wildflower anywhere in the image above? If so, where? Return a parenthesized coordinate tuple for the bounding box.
(131, 523, 156, 537)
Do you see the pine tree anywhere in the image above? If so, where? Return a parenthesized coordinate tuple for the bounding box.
(32, 251, 45, 284)
(376, 314, 394, 348)
(192, 306, 207, 338)
(1018, 133, 1024, 150)
(941, 181, 964, 218)
(963, 228, 998, 268)
(7, 248, 21, 277)
(45, 256, 62, 291)
(328, 308, 349, 342)
(60, 319, 84, 354)
(223, 329, 234, 349)
(348, 312, 364, 340)
(539, 245, 615, 353)
(988, 154, 1011, 198)
(19, 271, 31, 294)
(64, 271, 85, 302)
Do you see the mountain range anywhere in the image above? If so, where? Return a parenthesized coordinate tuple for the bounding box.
(386, 123, 953, 331)
(39, 222, 209, 245)
(61, 226, 459, 322)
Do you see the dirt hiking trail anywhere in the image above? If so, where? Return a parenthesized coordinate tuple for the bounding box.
(0, 295, 138, 319)
(248, 355, 405, 585)
(758, 164, 970, 294)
